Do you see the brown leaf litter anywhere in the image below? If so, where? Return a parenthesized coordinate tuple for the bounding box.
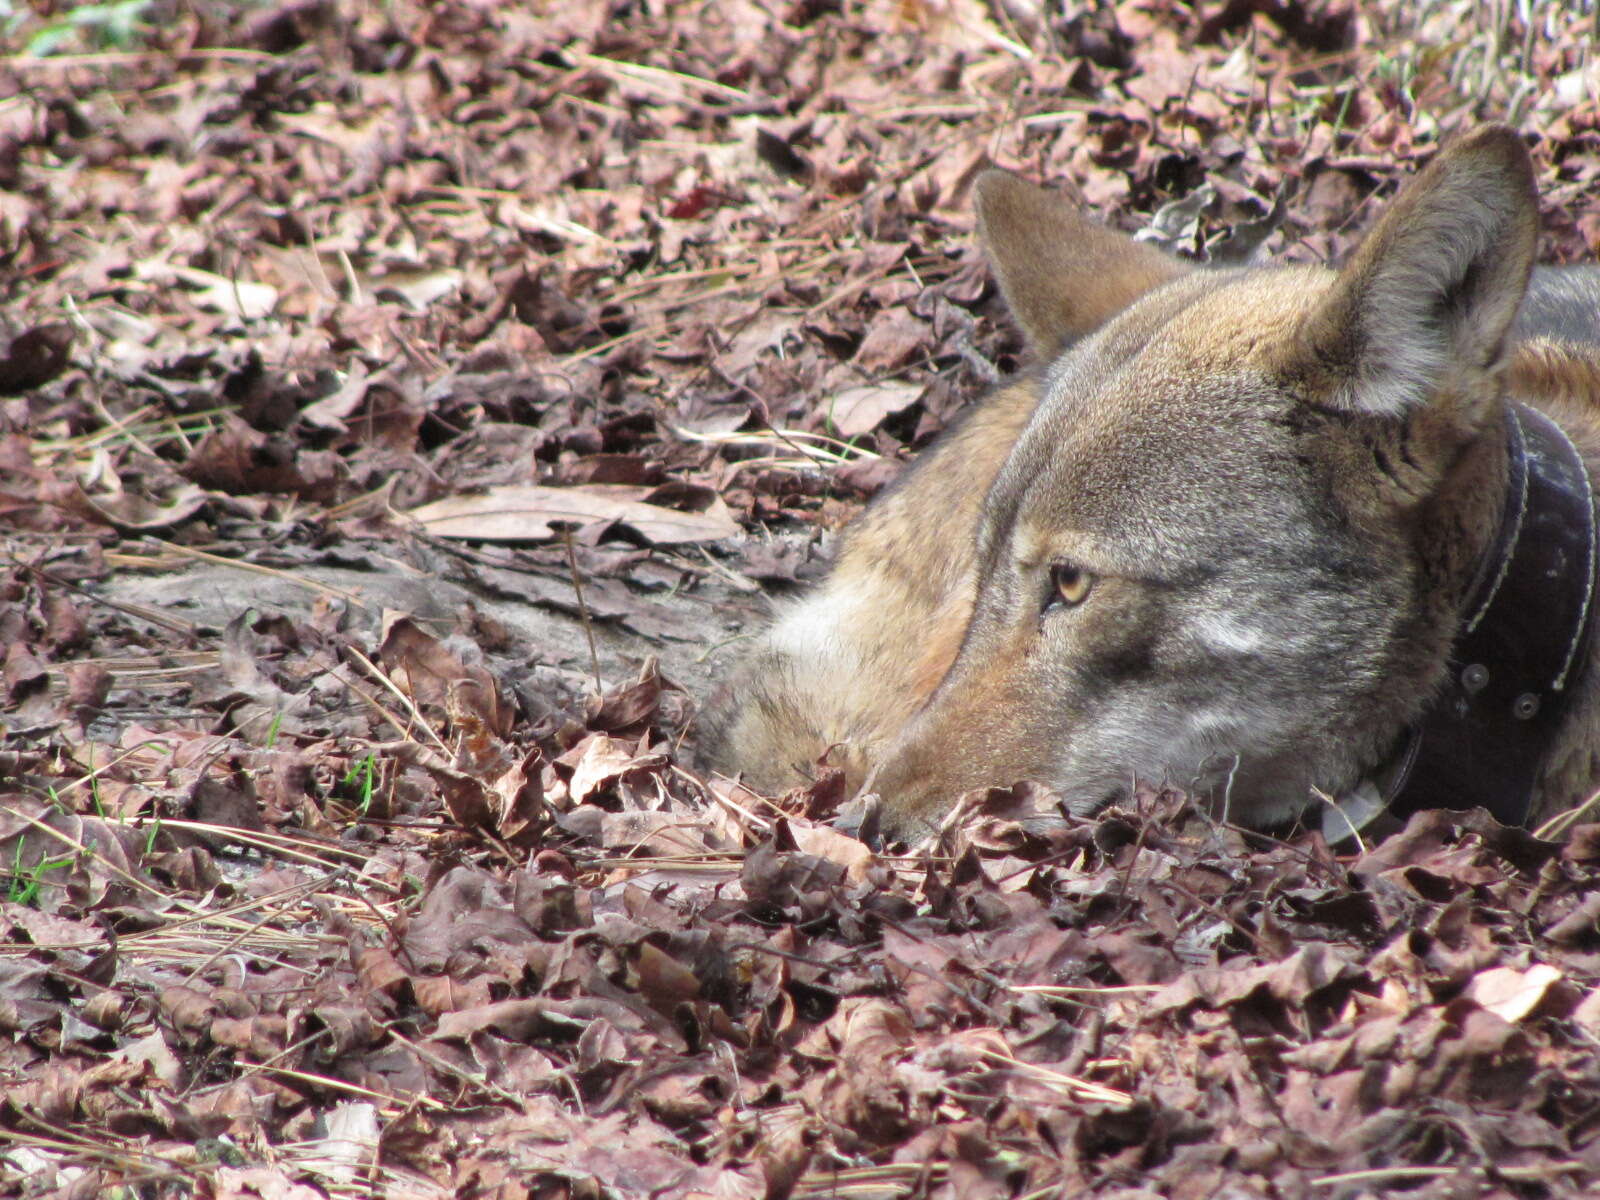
(2, 0, 1600, 1196)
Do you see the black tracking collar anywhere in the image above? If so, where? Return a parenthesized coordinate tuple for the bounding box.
(1385, 403, 1599, 826)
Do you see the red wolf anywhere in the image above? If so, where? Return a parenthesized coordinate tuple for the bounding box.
(704, 126, 1600, 841)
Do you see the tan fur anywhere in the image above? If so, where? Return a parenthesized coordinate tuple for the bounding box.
(702, 126, 1600, 838)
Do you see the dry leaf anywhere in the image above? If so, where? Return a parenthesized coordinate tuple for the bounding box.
(1461, 964, 1565, 1023)
(408, 484, 739, 544)
(826, 381, 923, 438)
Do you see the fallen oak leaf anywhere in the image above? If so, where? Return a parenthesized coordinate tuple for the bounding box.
(564, 733, 668, 805)
(72, 481, 210, 532)
(633, 941, 702, 1009)
(585, 657, 673, 737)
(297, 362, 370, 433)
(212, 1168, 330, 1200)
(379, 739, 508, 834)
(489, 748, 546, 848)
(173, 266, 277, 321)
(182, 415, 345, 500)
(434, 998, 556, 1043)
(853, 310, 929, 374)
(412, 973, 494, 1018)
(781, 818, 877, 885)
(1147, 943, 1363, 1014)
(407, 484, 739, 545)
(1459, 964, 1568, 1024)
(600, 809, 718, 857)
(4, 643, 48, 704)
(134, 260, 278, 321)
(825, 380, 923, 438)
(378, 612, 513, 742)
(371, 267, 463, 311)
(311, 1102, 381, 1186)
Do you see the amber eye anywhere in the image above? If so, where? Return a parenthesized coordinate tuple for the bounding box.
(1047, 562, 1094, 610)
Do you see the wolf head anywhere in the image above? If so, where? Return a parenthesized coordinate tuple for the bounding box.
(870, 126, 1539, 835)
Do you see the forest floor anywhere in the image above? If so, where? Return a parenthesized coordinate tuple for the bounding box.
(3, 0, 1600, 1196)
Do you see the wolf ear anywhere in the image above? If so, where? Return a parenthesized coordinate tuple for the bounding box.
(1295, 126, 1538, 418)
(975, 169, 1190, 358)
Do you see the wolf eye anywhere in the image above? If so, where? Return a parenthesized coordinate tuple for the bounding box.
(1046, 562, 1094, 611)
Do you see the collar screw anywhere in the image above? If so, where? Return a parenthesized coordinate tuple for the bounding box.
(1462, 663, 1489, 693)
(1513, 692, 1540, 720)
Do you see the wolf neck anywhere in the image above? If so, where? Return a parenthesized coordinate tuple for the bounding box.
(1385, 402, 1600, 826)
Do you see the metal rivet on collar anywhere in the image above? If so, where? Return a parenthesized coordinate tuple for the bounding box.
(1462, 663, 1489, 693)
(1513, 692, 1540, 720)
